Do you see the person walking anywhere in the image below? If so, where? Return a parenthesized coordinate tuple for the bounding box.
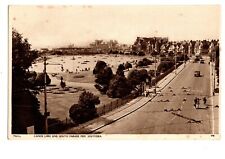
(203, 97, 207, 105)
(203, 97, 208, 108)
(197, 98, 200, 108)
(194, 97, 198, 108)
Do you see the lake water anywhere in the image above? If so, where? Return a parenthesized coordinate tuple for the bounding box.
(30, 54, 149, 74)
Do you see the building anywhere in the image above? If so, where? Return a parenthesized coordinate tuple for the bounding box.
(132, 37, 169, 54)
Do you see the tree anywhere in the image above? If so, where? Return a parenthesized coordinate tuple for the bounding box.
(12, 29, 39, 90)
(127, 69, 150, 89)
(93, 61, 114, 94)
(117, 64, 125, 71)
(12, 28, 41, 134)
(93, 60, 107, 75)
(94, 66, 113, 94)
(157, 61, 174, 73)
(124, 62, 132, 70)
(215, 44, 219, 68)
(106, 75, 131, 98)
(12, 29, 38, 71)
(106, 63, 131, 98)
(69, 91, 100, 123)
(116, 64, 125, 76)
(35, 73, 51, 86)
(139, 69, 150, 81)
(127, 70, 140, 87)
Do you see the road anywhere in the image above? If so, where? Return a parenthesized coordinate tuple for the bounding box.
(93, 57, 219, 134)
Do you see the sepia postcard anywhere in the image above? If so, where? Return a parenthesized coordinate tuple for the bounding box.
(8, 5, 220, 139)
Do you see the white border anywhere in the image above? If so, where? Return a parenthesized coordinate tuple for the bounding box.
(1, 1, 224, 159)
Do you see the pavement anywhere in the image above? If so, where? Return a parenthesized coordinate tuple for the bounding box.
(62, 61, 189, 134)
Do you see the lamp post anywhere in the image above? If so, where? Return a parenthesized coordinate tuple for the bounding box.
(43, 53, 50, 134)
(183, 45, 186, 66)
(43, 53, 64, 134)
(213, 52, 216, 96)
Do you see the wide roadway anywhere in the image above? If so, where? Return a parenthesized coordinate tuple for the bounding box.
(94, 57, 219, 134)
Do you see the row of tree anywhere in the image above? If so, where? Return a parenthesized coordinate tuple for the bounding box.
(93, 60, 152, 98)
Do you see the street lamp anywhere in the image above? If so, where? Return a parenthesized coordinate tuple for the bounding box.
(183, 45, 186, 66)
(43, 54, 50, 134)
(43, 53, 64, 134)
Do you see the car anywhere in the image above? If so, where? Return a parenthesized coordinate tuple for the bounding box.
(194, 58, 200, 63)
(200, 59, 205, 64)
(194, 71, 201, 77)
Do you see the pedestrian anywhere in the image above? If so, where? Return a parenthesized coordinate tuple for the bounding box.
(194, 97, 197, 108)
(203, 97, 207, 105)
(197, 98, 200, 108)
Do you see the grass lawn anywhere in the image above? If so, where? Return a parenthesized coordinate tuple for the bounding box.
(38, 70, 116, 121)
(38, 62, 158, 121)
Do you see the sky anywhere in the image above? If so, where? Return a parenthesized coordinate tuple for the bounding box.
(10, 5, 220, 49)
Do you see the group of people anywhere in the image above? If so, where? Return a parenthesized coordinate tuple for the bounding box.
(194, 97, 207, 109)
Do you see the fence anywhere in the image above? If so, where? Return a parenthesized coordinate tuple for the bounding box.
(96, 92, 139, 116)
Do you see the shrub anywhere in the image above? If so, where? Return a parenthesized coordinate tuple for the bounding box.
(136, 60, 145, 67)
(69, 91, 100, 123)
(142, 58, 153, 65)
(136, 58, 153, 67)
(138, 51, 145, 56)
(124, 62, 132, 70)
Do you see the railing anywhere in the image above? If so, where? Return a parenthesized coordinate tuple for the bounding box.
(96, 93, 138, 116)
